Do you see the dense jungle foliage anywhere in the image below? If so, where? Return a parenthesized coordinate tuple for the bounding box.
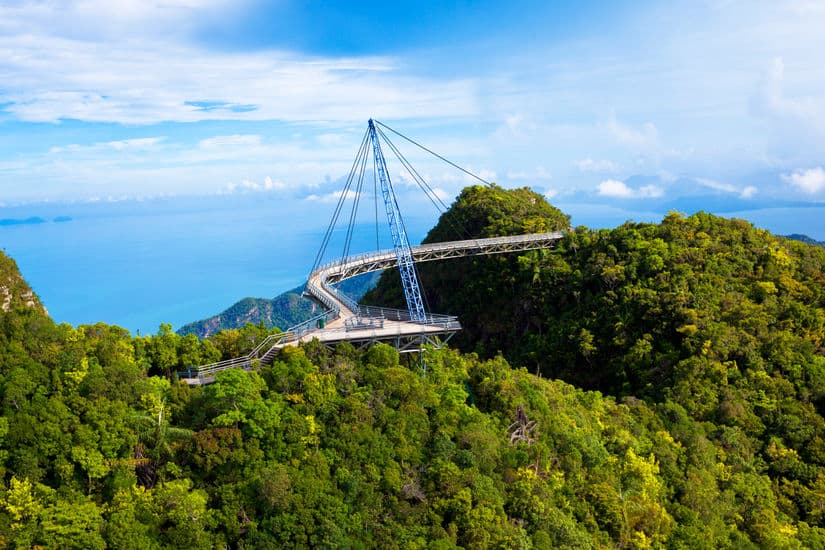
(1, 184, 825, 547)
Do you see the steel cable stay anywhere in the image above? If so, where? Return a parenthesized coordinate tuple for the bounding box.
(341, 133, 371, 266)
(375, 126, 450, 213)
(374, 124, 476, 244)
(374, 119, 493, 187)
(310, 127, 371, 276)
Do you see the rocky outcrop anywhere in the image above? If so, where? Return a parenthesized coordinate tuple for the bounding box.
(0, 251, 48, 315)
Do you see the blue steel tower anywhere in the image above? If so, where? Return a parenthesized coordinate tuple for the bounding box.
(368, 119, 427, 322)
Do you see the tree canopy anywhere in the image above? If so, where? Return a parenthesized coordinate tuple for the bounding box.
(2, 185, 825, 547)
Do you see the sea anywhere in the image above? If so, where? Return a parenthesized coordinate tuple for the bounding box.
(1, 194, 823, 335)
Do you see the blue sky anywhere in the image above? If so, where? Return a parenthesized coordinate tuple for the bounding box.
(1, 0, 824, 226)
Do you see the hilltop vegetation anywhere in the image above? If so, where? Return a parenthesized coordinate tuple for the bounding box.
(1, 184, 825, 547)
(367, 183, 825, 545)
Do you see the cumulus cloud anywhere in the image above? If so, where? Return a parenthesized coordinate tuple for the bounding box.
(597, 179, 663, 199)
(740, 185, 758, 199)
(223, 176, 287, 194)
(782, 167, 825, 193)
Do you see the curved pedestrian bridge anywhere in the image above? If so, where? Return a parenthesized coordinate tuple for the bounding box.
(180, 231, 565, 385)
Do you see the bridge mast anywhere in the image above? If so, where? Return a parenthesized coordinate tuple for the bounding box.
(368, 119, 427, 323)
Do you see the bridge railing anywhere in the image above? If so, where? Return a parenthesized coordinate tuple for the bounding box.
(178, 330, 293, 382)
(305, 279, 343, 314)
(178, 307, 343, 382)
(288, 308, 340, 334)
(322, 281, 361, 313)
(357, 304, 460, 328)
(317, 276, 459, 329)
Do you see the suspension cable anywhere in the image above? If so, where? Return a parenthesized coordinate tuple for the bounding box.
(373, 153, 380, 251)
(370, 128, 436, 314)
(312, 119, 490, 280)
(310, 127, 370, 275)
(376, 125, 475, 243)
(341, 137, 370, 263)
(375, 125, 450, 212)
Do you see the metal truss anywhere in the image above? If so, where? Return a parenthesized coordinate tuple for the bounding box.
(367, 119, 427, 322)
(317, 231, 566, 284)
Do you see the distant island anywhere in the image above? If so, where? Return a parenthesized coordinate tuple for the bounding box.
(784, 233, 825, 248)
(0, 216, 47, 226)
(0, 215, 73, 226)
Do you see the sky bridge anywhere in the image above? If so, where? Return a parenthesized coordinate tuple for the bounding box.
(180, 231, 564, 385)
(180, 120, 567, 385)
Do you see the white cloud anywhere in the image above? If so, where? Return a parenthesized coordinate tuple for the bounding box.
(597, 179, 663, 199)
(607, 115, 659, 151)
(316, 133, 351, 147)
(740, 185, 758, 199)
(697, 177, 761, 199)
(305, 189, 361, 203)
(696, 178, 737, 194)
(574, 158, 620, 173)
(223, 176, 287, 194)
(544, 189, 558, 199)
(50, 137, 166, 153)
(782, 167, 825, 193)
(0, 5, 479, 126)
(491, 113, 539, 142)
(477, 169, 497, 182)
(199, 135, 262, 149)
(431, 187, 451, 202)
(755, 57, 824, 124)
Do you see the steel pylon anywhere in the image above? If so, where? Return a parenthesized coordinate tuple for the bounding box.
(368, 119, 427, 322)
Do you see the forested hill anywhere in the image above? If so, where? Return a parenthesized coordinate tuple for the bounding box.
(177, 273, 381, 337)
(365, 183, 825, 545)
(366, 184, 825, 397)
(177, 287, 316, 338)
(2, 186, 825, 547)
